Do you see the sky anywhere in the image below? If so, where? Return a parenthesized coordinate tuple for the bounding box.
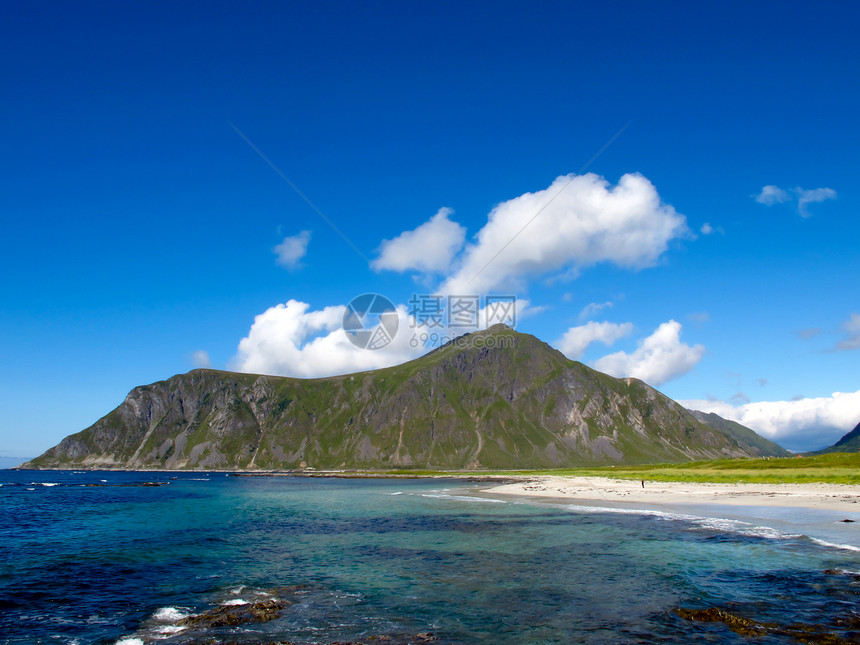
(2, 0, 859, 459)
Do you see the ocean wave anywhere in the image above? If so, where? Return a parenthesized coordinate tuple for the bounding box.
(808, 538, 860, 552)
(221, 598, 249, 606)
(561, 503, 860, 550)
(152, 606, 189, 621)
(114, 639, 144, 645)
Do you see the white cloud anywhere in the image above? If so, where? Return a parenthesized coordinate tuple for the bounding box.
(700, 223, 713, 235)
(796, 187, 837, 218)
(591, 320, 705, 386)
(274, 230, 311, 269)
(681, 390, 860, 452)
(834, 313, 860, 351)
(557, 321, 633, 360)
(237, 172, 691, 380)
(437, 172, 689, 295)
(233, 299, 424, 378)
(754, 185, 790, 205)
(372, 207, 466, 274)
(753, 185, 837, 217)
(191, 350, 212, 368)
(578, 300, 613, 321)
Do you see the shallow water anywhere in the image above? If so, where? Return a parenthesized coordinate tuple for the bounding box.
(1, 470, 859, 644)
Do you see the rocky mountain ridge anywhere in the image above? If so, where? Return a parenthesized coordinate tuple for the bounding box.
(24, 326, 788, 470)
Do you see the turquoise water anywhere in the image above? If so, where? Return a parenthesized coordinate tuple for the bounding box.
(1, 470, 859, 644)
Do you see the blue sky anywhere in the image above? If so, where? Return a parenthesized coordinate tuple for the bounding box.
(2, 0, 858, 458)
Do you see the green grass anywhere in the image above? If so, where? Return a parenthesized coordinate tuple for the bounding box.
(374, 453, 860, 484)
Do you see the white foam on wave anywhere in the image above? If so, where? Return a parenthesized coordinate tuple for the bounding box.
(230, 585, 246, 594)
(389, 491, 403, 495)
(152, 606, 189, 621)
(221, 598, 249, 606)
(809, 538, 860, 552)
(154, 624, 188, 635)
(562, 503, 860, 549)
(31, 482, 60, 487)
(115, 639, 144, 645)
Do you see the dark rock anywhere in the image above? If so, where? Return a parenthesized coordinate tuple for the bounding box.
(677, 606, 860, 644)
(180, 598, 290, 629)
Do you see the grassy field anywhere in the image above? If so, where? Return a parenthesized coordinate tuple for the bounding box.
(381, 452, 860, 484)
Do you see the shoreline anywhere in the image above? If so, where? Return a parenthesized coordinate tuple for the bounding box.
(11, 468, 860, 514)
(483, 475, 860, 513)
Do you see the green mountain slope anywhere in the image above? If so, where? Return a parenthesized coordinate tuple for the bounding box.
(23, 326, 787, 470)
(686, 411, 792, 458)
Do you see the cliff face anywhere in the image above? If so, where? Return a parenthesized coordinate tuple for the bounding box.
(25, 326, 787, 470)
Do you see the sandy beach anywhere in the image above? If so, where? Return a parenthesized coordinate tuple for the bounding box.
(485, 476, 860, 513)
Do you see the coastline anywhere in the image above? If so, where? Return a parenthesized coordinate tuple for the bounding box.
(483, 475, 860, 513)
(12, 467, 860, 513)
(478, 476, 860, 551)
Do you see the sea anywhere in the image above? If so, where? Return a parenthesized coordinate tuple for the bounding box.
(1, 470, 859, 644)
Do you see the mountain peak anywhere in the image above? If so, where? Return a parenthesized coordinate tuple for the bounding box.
(23, 329, 787, 470)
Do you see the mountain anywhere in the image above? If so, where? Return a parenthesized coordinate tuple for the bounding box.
(810, 419, 860, 454)
(686, 411, 792, 458)
(22, 325, 787, 470)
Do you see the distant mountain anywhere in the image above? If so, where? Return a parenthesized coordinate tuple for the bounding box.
(810, 419, 860, 455)
(686, 411, 792, 458)
(23, 326, 787, 470)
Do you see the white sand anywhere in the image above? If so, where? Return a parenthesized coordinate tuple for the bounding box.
(485, 476, 860, 513)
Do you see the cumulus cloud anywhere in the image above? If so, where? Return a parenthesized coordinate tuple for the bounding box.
(237, 172, 691, 379)
(436, 172, 688, 295)
(681, 390, 860, 452)
(699, 223, 713, 235)
(753, 185, 836, 217)
(834, 313, 860, 351)
(372, 208, 466, 274)
(191, 350, 212, 368)
(557, 321, 633, 360)
(591, 320, 705, 386)
(233, 299, 424, 378)
(274, 230, 311, 269)
(578, 301, 613, 321)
